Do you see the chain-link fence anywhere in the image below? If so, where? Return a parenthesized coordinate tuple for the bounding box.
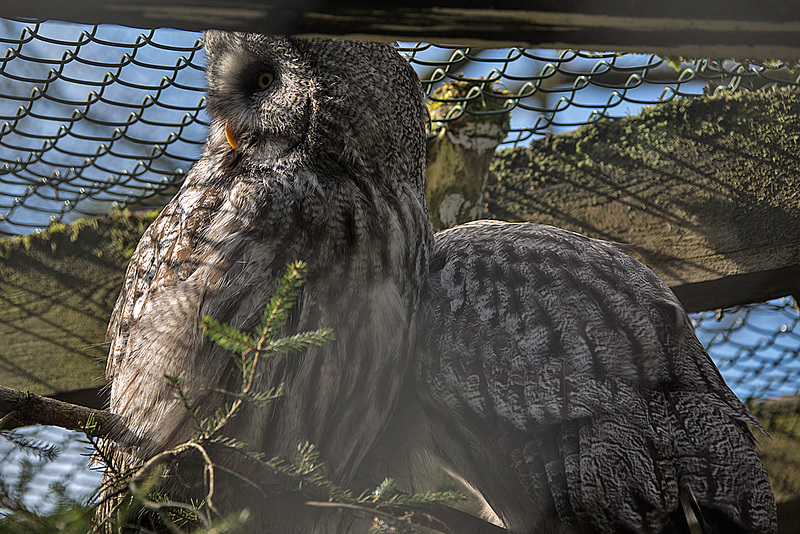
(1, 15, 799, 519)
(0, 426, 99, 515)
(0, 18, 206, 236)
(3, 18, 799, 234)
(694, 296, 800, 400)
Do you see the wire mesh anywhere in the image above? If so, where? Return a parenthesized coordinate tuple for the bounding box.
(0, 426, 99, 514)
(694, 297, 800, 401)
(0, 18, 207, 235)
(2, 18, 799, 233)
(399, 43, 800, 144)
(1, 15, 800, 519)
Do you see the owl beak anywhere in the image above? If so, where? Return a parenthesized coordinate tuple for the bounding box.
(225, 123, 238, 150)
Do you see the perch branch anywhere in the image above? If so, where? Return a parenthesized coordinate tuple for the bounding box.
(0, 384, 117, 435)
(0, 385, 506, 533)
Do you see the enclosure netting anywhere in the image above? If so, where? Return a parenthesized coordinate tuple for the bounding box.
(1, 16, 800, 514)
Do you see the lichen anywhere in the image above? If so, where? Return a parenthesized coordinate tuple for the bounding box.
(427, 79, 511, 131)
(484, 88, 800, 290)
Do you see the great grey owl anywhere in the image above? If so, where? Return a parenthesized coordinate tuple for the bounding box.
(103, 31, 777, 533)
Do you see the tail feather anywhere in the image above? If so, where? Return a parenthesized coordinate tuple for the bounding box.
(679, 486, 707, 534)
(670, 389, 776, 534)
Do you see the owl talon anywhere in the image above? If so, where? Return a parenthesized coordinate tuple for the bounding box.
(225, 122, 237, 150)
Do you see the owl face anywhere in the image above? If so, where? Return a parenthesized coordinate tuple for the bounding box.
(202, 32, 428, 191)
(204, 32, 314, 161)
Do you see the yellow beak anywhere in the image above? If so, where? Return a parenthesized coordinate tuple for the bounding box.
(225, 123, 238, 150)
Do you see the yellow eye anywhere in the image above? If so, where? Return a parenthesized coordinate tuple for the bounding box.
(256, 71, 274, 90)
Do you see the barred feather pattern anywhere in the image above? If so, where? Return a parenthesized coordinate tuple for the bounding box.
(102, 34, 432, 532)
(415, 221, 777, 533)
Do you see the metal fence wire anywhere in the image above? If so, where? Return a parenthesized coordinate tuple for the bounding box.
(1, 15, 800, 516)
(3, 18, 800, 234)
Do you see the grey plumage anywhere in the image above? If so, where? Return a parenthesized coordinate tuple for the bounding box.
(103, 32, 776, 533)
(104, 32, 431, 530)
(415, 221, 776, 533)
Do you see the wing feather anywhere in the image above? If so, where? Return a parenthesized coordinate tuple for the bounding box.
(418, 221, 776, 533)
(106, 179, 224, 379)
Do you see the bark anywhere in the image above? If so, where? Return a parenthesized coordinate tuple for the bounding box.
(0, 384, 117, 433)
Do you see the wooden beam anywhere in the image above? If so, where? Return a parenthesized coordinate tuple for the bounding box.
(483, 88, 800, 313)
(0, 211, 155, 397)
(4, 1, 800, 59)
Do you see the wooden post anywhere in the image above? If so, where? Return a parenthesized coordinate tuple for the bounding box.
(426, 81, 509, 230)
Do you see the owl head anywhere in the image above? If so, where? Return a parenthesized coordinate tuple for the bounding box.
(202, 31, 428, 192)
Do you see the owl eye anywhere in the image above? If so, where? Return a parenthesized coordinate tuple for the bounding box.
(255, 71, 274, 90)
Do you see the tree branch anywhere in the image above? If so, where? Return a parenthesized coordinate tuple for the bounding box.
(0, 384, 507, 533)
(0, 384, 118, 435)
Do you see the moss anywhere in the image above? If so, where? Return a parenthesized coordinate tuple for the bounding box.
(428, 79, 511, 128)
(750, 399, 800, 502)
(0, 218, 102, 257)
(0, 210, 156, 395)
(484, 88, 800, 294)
(107, 208, 160, 259)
